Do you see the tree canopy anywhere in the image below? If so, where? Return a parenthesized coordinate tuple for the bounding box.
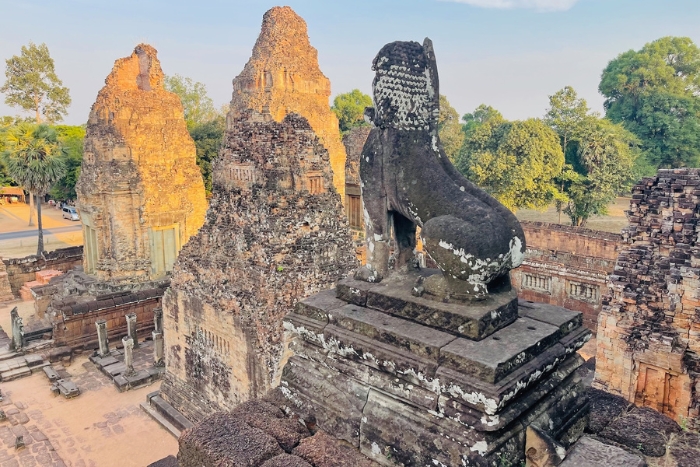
(189, 116, 225, 195)
(164, 74, 218, 130)
(331, 89, 372, 133)
(49, 125, 85, 201)
(599, 36, 700, 169)
(438, 95, 464, 163)
(1, 42, 71, 123)
(545, 87, 638, 226)
(2, 123, 66, 254)
(457, 112, 564, 212)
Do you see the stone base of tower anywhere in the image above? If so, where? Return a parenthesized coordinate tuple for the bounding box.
(276, 270, 591, 466)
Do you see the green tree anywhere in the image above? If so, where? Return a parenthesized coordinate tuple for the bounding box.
(49, 125, 85, 200)
(438, 95, 464, 163)
(563, 118, 637, 226)
(545, 87, 638, 226)
(461, 105, 503, 139)
(331, 89, 372, 133)
(2, 123, 66, 254)
(600, 36, 700, 169)
(189, 116, 225, 195)
(164, 74, 218, 130)
(457, 114, 565, 212)
(1, 42, 71, 123)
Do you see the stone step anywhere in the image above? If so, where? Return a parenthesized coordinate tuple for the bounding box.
(439, 317, 561, 384)
(329, 304, 457, 362)
(336, 274, 519, 340)
(140, 402, 182, 438)
(147, 394, 193, 434)
(1, 366, 31, 381)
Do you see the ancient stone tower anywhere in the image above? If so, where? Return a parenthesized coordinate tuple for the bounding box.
(76, 44, 207, 283)
(595, 169, 700, 430)
(159, 110, 357, 421)
(229, 6, 347, 202)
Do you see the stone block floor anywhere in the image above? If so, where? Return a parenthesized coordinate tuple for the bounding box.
(90, 341, 164, 391)
(0, 354, 176, 467)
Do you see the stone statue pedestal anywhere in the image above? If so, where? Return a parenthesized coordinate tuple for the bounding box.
(278, 271, 591, 466)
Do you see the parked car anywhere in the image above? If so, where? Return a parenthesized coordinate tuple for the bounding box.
(62, 206, 80, 221)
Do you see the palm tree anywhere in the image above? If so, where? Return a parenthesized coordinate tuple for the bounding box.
(2, 123, 66, 255)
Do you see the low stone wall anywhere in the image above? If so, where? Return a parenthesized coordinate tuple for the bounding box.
(51, 288, 162, 350)
(511, 222, 623, 330)
(3, 246, 83, 296)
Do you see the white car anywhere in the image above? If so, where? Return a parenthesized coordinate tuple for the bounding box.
(62, 206, 80, 221)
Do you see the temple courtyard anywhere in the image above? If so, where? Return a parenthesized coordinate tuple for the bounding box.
(0, 299, 176, 467)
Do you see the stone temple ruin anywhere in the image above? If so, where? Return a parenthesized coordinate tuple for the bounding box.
(165, 36, 591, 467)
(157, 108, 357, 421)
(595, 169, 700, 430)
(229, 6, 348, 203)
(77, 44, 207, 283)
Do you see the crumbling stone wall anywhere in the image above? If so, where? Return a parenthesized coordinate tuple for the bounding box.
(76, 44, 206, 283)
(3, 246, 83, 296)
(595, 169, 700, 429)
(0, 259, 15, 302)
(160, 110, 357, 422)
(512, 222, 622, 329)
(229, 6, 347, 202)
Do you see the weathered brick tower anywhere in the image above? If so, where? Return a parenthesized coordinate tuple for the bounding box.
(76, 44, 207, 283)
(158, 109, 357, 421)
(595, 169, 700, 430)
(229, 6, 348, 203)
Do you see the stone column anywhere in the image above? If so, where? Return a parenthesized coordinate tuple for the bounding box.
(152, 331, 164, 367)
(153, 308, 163, 334)
(96, 320, 109, 357)
(126, 313, 139, 348)
(122, 336, 135, 376)
(10, 308, 23, 351)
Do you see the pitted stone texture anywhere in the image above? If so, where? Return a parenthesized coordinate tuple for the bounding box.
(229, 6, 347, 201)
(178, 412, 283, 466)
(293, 431, 380, 467)
(161, 111, 357, 421)
(76, 44, 206, 283)
(560, 436, 646, 467)
(360, 38, 525, 296)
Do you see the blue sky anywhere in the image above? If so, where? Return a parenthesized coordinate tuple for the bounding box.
(0, 0, 699, 125)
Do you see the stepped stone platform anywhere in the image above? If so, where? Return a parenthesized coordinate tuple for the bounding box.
(278, 270, 591, 466)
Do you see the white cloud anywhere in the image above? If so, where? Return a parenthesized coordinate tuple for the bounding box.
(442, 0, 580, 12)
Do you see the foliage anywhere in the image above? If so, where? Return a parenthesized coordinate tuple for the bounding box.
(461, 105, 504, 139)
(438, 95, 464, 163)
(545, 87, 638, 226)
(49, 125, 85, 200)
(1, 42, 71, 123)
(600, 36, 700, 169)
(2, 123, 67, 254)
(457, 113, 565, 212)
(189, 116, 225, 195)
(563, 118, 637, 226)
(164, 74, 218, 130)
(331, 89, 372, 133)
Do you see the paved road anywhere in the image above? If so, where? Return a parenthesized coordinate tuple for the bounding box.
(0, 225, 82, 241)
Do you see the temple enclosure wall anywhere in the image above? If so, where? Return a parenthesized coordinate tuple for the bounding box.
(51, 289, 162, 350)
(511, 222, 622, 330)
(594, 169, 700, 430)
(3, 247, 83, 297)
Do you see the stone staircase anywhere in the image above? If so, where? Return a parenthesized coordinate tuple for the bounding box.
(0, 326, 49, 381)
(141, 391, 193, 438)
